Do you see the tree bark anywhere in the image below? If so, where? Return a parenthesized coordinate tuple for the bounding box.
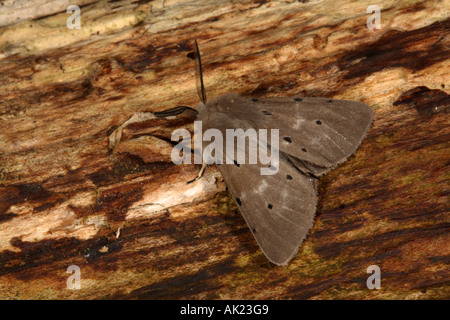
(0, 0, 448, 299)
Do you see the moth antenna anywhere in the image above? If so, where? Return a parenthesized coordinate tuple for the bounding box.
(194, 39, 207, 104)
(153, 106, 198, 118)
(187, 161, 207, 184)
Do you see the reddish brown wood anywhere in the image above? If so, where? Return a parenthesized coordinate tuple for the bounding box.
(0, 0, 448, 299)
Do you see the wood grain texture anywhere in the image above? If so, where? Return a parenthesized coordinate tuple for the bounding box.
(0, 0, 448, 299)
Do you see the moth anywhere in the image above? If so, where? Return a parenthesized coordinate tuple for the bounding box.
(181, 40, 374, 265)
(110, 39, 373, 266)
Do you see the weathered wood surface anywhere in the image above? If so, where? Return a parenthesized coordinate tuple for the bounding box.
(0, 0, 448, 299)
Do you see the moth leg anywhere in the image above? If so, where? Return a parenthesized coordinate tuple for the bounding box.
(187, 160, 207, 184)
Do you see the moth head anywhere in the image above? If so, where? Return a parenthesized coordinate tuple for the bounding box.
(194, 100, 207, 120)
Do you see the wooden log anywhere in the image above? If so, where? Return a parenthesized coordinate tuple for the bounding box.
(0, 0, 448, 299)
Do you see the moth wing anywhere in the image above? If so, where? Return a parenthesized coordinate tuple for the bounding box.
(205, 94, 373, 175)
(217, 155, 317, 266)
(199, 96, 317, 264)
(253, 96, 373, 171)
